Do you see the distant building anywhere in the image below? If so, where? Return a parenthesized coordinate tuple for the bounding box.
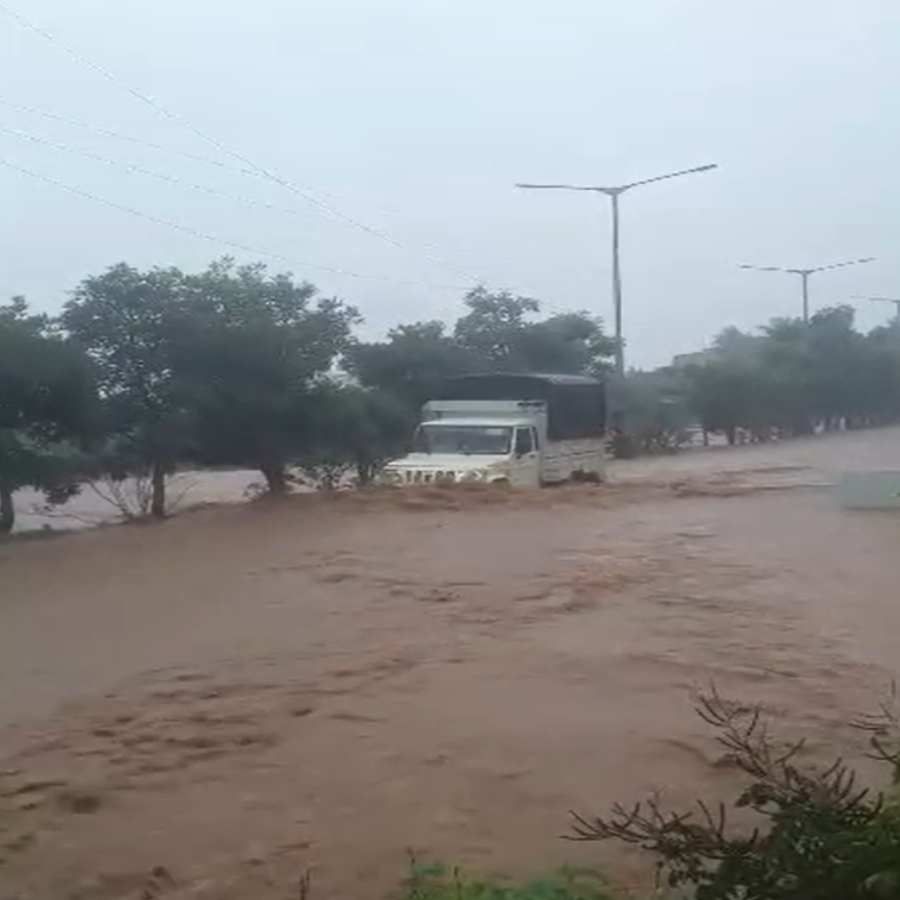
(670, 349, 718, 369)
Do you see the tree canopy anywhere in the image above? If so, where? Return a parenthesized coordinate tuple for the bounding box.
(0, 297, 96, 532)
(682, 306, 900, 443)
(61, 263, 190, 517)
(347, 287, 616, 411)
(176, 259, 359, 493)
(4, 253, 900, 532)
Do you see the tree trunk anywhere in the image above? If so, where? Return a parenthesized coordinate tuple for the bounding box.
(150, 460, 166, 519)
(725, 425, 736, 446)
(260, 461, 287, 495)
(355, 456, 375, 487)
(0, 481, 14, 535)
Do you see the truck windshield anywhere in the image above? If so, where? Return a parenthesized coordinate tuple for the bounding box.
(414, 424, 512, 455)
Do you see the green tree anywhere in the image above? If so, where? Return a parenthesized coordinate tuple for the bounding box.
(685, 359, 767, 445)
(347, 321, 477, 411)
(805, 306, 868, 430)
(616, 369, 692, 454)
(61, 263, 189, 518)
(350, 290, 615, 415)
(454, 287, 616, 374)
(515, 311, 617, 375)
(177, 259, 358, 493)
(453, 286, 540, 366)
(0, 297, 96, 533)
(300, 383, 413, 486)
(862, 322, 900, 425)
(681, 311, 900, 449)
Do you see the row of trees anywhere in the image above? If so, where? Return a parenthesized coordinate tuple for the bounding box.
(603, 307, 900, 456)
(0, 260, 614, 532)
(4, 256, 900, 533)
(684, 307, 900, 444)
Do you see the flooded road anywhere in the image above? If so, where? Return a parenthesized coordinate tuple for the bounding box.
(1, 428, 899, 899)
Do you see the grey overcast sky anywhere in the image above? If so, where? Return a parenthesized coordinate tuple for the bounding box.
(2, 0, 899, 367)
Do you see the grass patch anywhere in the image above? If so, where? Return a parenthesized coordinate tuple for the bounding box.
(401, 861, 613, 900)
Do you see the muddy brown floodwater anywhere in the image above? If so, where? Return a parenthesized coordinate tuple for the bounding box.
(2, 428, 900, 899)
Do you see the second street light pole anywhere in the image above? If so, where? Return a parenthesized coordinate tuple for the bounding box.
(739, 258, 875, 324)
(516, 163, 717, 375)
(801, 271, 810, 324)
(610, 191, 623, 373)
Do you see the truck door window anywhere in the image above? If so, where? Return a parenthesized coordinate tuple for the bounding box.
(515, 428, 533, 457)
(530, 427, 540, 450)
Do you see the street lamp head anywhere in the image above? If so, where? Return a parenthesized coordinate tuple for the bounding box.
(810, 257, 876, 273)
(741, 258, 875, 276)
(622, 163, 718, 190)
(516, 163, 718, 195)
(514, 182, 604, 191)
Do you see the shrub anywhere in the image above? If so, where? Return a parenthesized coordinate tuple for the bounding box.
(569, 686, 900, 900)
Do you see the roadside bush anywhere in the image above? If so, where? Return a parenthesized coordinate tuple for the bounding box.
(606, 431, 639, 460)
(610, 370, 693, 458)
(401, 861, 612, 900)
(296, 453, 351, 490)
(569, 686, 900, 899)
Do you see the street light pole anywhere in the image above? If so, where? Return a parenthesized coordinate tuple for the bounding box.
(610, 190, 623, 374)
(739, 258, 875, 324)
(516, 163, 717, 375)
(800, 271, 810, 324)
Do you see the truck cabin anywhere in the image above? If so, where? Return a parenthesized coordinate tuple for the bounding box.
(412, 418, 540, 458)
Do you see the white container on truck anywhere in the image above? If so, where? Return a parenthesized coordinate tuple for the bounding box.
(382, 373, 606, 488)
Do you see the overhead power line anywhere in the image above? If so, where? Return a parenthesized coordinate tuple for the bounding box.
(0, 0, 482, 280)
(0, 96, 259, 176)
(2, 4, 577, 314)
(0, 157, 469, 291)
(0, 3, 344, 215)
(0, 124, 330, 227)
(0, 98, 487, 285)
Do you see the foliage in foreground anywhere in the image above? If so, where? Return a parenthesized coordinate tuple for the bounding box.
(401, 862, 612, 900)
(570, 686, 900, 899)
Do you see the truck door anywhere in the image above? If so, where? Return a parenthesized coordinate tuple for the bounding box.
(510, 426, 540, 487)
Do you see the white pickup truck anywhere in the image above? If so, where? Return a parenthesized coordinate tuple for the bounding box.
(382, 373, 606, 488)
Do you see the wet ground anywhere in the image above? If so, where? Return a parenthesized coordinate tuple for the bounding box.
(1, 428, 899, 899)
